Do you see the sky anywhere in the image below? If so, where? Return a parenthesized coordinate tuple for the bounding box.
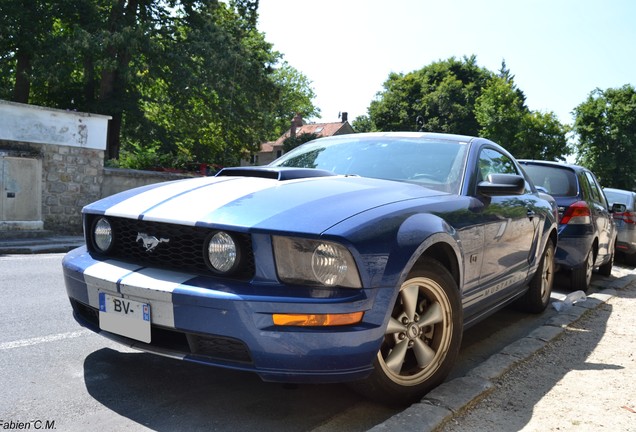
(256, 0, 636, 126)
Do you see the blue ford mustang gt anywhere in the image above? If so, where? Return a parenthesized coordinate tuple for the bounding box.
(62, 132, 557, 405)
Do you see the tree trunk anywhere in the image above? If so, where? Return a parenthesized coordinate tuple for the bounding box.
(13, 50, 31, 103)
(107, 113, 122, 160)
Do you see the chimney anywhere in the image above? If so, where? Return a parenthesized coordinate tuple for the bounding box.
(341, 112, 348, 123)
(290, 113, 303, 138)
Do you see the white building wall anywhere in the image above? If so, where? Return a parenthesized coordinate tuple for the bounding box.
(0, 100, 109, 150)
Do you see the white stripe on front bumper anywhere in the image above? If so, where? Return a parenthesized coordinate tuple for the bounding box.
(82, 261, 193, 328)
(83, 260, 142, 308)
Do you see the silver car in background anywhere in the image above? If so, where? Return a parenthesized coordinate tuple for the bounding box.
(604, 187, 636, 265)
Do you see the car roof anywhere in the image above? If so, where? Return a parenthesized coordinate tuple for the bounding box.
(604, 187, 635, 195)
(318, 131, 479, 143)
(518, 159, 588, 173)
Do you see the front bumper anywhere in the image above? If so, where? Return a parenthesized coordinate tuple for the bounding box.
(62, 247, 390, 383)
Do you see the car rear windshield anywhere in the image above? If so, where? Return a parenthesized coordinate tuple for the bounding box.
(522, 164, 578, 197)
(270, 136, 468, 194)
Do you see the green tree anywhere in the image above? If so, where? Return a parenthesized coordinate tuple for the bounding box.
(517, 111, 570, 161)
(352, 114, 373, 132)
(574, 85, 636, 188)
(368, 56, 492, 135)
(266, 61, 320, 139)
(366, 56, 571, 161)
(475, 75, 524, 149)
(475, 68, 570, 161)
(0, 0, 55, 102)
(0, 0, 318, 167)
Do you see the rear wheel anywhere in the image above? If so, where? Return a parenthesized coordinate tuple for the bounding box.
(625, 252, 636, 267)
(350, 259, 462, 406)
(597, 250, 614, 277)
(570, 249, 593, 292)
(516, 241, 555, 313)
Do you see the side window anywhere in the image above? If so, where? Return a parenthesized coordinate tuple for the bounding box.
(478, 148, 518, 181)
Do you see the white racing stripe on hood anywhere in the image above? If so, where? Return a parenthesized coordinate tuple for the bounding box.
(139, 176, 279, 224)
(104, 176, 221, 219)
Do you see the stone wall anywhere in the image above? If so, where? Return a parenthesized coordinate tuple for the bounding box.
(0, 140, 197, 234)
(0, 140, 104, 233)
(102, 168, 195, 198)
(43, 144, 104, 233)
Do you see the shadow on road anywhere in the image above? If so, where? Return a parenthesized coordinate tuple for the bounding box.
(82, 263, 635, 431)
(83, 348, 396, 431)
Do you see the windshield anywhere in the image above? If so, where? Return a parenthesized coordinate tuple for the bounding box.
(270, 136, 468, 194)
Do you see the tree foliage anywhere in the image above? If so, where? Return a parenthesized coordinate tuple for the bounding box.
(0, 0, 318, 167)
(369, 56, 492, 135)
(574, 85, 636, 189)
(367, 57, 571, 161)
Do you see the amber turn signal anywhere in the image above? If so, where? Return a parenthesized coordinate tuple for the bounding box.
(272, 311, 364, 327)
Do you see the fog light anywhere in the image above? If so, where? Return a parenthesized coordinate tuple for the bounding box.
(207, 231, 239, 273)
(93, 218, 113, 252)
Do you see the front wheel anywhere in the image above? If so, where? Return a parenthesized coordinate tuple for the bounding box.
(349, 259, 462, 406)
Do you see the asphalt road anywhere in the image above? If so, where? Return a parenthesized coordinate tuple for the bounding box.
(0, 253, 582, 431)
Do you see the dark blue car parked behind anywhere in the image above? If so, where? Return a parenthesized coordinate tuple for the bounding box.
(519, 160, 617, 292)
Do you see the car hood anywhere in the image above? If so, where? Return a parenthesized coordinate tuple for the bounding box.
(87, 174, 446, 235)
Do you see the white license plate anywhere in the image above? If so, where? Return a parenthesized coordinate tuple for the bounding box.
(99, 293, 151, 343)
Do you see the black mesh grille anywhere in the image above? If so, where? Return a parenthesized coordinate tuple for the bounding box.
(86, 215, 255, 279)
(188, 334, 253, 363)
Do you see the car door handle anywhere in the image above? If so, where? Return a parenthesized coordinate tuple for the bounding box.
(527, 210, 536, 219)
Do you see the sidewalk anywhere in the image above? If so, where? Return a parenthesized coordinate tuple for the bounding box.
(436, 274, 636, 432)
(370, 265, 636, 432)
(0, 233, 84, 254)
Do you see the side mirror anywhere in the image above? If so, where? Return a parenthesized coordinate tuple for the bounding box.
(611, 203, 627, 213)
(477, 174, 525, 196)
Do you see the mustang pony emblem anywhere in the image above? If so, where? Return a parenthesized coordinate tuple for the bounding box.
(136, 232, 170, 252)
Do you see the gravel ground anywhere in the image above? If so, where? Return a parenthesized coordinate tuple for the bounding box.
(438, 278, 636, 432)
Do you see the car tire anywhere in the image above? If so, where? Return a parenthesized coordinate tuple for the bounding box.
(624, 252, 636, 267)
(570, 248, 594, 293)
(597, 250, 614, 277)
(515, 240, 555, 313)
(349, 258, 462, 406)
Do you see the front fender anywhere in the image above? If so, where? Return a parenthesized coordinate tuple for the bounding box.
(389, 213, 463, 289)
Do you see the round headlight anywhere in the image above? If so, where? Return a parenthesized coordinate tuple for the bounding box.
(93, 217, 113, 252)
(311, 243, 348, 287)
(207, 231, 239, 273)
